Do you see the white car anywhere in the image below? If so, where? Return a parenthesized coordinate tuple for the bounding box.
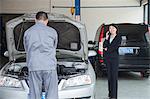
(0, 13, 96, 99)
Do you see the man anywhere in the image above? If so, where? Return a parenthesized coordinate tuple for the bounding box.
(24, 11, 58, 99)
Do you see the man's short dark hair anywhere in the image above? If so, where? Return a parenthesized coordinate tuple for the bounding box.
(36, 11, 48, 21)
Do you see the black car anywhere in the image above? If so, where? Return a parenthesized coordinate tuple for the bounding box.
(90, 23, 150, 78)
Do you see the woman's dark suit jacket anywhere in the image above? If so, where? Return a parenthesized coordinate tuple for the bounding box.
(103, 34, 122, 59)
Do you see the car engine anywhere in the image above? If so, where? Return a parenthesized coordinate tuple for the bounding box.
(5, 62, 87, 81)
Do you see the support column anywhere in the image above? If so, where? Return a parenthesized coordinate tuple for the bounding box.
(75, 0, 81, 21)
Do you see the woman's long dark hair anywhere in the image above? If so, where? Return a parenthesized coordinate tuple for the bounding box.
(109, 24, 119, 34)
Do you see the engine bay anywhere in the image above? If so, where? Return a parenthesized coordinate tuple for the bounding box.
(4, 62, 87, 81)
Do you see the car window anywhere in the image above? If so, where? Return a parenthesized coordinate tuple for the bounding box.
(103, 24, 148, 47)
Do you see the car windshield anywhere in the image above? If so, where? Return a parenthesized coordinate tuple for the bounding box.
(14, 21, 81, 51)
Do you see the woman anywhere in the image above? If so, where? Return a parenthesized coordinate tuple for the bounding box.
(103, 24, 122, 99)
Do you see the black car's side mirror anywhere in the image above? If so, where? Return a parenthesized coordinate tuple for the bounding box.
(88, 41, 96, 50)
(88, 40, 95, 44)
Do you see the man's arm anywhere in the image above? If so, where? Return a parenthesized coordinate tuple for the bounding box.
(54, 31, 58, 48)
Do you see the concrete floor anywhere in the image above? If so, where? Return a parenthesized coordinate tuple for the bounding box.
(95, 72, 150, 99)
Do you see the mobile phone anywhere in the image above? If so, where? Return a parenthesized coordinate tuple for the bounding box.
(108, 32, 111, 35)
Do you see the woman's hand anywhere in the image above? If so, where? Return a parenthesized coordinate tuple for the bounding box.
(103, 47, 107, 51)
(106, 31, 110, 40)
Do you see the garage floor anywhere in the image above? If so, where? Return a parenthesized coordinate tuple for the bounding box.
(95, 72, 150, 99)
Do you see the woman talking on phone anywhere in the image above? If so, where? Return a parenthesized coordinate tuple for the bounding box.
(103, 24, 122, 99)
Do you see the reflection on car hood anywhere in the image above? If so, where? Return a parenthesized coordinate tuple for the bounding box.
(6, 13, 88, 61)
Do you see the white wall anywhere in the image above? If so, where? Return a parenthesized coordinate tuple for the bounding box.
(81, 8, 143, 40)
(1, 0, 50, 13)
(0, 0, 2, 13)
(52, 0, 143, 40)
(1, 0, 144, 40)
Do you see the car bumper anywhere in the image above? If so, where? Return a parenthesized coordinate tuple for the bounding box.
(0, 84, 95, 99)
(99, 63, 150, 71)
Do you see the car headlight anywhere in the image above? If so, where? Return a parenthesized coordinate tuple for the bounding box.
(0, 76, 22, 88)
(64, 75, 92, 87)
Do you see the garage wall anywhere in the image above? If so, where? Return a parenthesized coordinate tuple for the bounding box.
(1, 0, 50, 13)
(82, 8, 143, 40)
(52, 0, 143, 40)
(0, 1, 2, 13)
(1, 0, 144, 40)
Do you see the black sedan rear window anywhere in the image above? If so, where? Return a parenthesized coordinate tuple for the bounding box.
(104, 24, 148, 47)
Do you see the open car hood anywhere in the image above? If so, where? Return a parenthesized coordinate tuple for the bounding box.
(6, 13, 88, 61)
